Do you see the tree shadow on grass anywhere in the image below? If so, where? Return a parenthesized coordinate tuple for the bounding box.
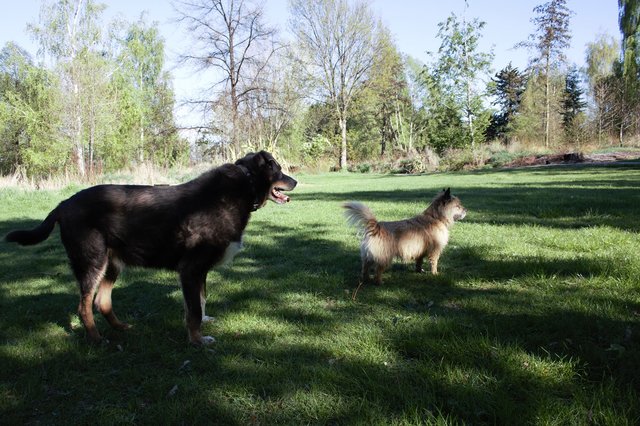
(1, 175, 639, 423)
(296, 184, 640, 232)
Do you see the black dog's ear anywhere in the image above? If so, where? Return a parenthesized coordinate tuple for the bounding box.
(444, 188, 451, 199)
(253, 151, 268, 168)
(236, 151, 268, 170)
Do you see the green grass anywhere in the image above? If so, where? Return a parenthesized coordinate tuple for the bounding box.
(1, 164, 639, 424)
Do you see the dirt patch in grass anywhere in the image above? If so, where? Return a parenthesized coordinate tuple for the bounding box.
(505, 151, 640, 168)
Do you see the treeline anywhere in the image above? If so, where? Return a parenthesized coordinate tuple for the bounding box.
(1, 0, 639, 178)
(0, 2, 186, 178)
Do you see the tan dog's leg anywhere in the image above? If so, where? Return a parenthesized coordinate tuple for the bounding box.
(361, 258, 373, 283)
(374, 264, 385, 285)
(429, 248, 443, 275)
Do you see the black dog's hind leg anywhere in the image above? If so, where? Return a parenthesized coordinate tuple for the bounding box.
(94, 257, 130, 332)
(64, 231, 109, 343)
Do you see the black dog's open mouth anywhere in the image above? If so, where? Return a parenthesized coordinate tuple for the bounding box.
(269, 176, 297, 204)
(270, 186, 291, 204)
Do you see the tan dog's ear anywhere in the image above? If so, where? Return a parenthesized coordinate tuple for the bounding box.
(444, 188, 451, 199)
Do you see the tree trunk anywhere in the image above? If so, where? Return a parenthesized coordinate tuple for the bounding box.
(380, 114, 387, 156)
(466, 100, 475, 149)
(544, 55, 550, 148)
(73, 81, 85, 177)
(339, 116, 347, 170)
(228, 16, 240, 160)
(89, 118, 94, 175)
(139, 121, 145, 163)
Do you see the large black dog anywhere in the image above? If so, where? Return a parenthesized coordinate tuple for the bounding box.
(6, 151, 296, 345)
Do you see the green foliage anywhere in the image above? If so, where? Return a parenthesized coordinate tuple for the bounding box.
(0, 2, 187, 179)
(289, 0, 380, 169)
(2, 1, 639, 179)
(511, 71, 564, 144)
(425, 12, 494, 149)
(0, 43, 66, 177)
(618, 0, 640, 85)
(1, 165, 640, 423)
(301, 134, 330, 164)
(585, 33, 619, 87)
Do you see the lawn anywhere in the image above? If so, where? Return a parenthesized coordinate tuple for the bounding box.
(1, 164, 639, 424)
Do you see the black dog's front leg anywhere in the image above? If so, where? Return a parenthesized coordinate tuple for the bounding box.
(180, 270, 214, 345)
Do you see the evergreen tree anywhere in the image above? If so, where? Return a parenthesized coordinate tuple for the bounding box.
(561, 66, 587, 142)
(486, 63, 527, 141)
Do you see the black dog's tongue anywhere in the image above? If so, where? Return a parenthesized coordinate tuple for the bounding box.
(272, 188, 290, 203)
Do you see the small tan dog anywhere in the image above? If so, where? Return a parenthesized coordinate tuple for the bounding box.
(343, 188, 466, 285)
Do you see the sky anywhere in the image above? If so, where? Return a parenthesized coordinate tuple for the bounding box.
(0, 0, 621, 130)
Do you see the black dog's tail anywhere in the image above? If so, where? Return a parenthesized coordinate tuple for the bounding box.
(6, 207, 59, 246)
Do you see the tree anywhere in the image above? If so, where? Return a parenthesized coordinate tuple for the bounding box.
(619, 0, 640, 84)
(585, 34, 619, 143)
(347, 25, 408, 159)
(518, 0, 573, 147)
(561, 65, 587, 143)
(118, 17, 165, 164)
(367, 26, 407, 157)
(398, 55, 430, 153)
(617, 0, 640, 139)
(146, 72, 188, 167)
(420, 68, 466, 153)
(289, 0, 379, 170)
(427, 11, 494, 148)
(511, 68, 564, 144)
(0, 42, 33, 173)
(28, 0, 107, 176)
(0, 42, 66, 177)
(229, 49, 305, 158)
(486, 63, 527, 141)
(174, 0, 279, 159)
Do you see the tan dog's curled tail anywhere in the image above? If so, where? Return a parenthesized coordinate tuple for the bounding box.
(342, 202, 380, 236)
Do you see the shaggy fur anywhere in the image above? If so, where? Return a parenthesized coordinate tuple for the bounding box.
(5, 151, 296, 345)
(343, 188, 466, 285)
